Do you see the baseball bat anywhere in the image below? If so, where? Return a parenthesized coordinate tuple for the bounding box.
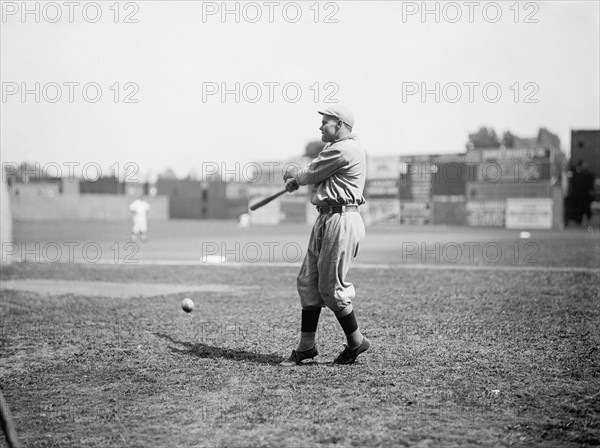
(249, 188, 287, 211)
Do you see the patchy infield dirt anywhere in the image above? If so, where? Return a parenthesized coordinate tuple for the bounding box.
(0, 279, 259, 299)
(1, 263, 599, 447)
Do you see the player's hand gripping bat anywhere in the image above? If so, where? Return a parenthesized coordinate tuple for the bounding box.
(249, 180, 299, 211)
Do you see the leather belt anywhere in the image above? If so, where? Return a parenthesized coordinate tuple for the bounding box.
(317, 205, 359, 215)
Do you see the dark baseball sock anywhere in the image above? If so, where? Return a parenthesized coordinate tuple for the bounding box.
(297, 308, 321, 351)
(335, 310, 364, 350)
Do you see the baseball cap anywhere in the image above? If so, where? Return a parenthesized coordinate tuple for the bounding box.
(318, 105, 355, 128)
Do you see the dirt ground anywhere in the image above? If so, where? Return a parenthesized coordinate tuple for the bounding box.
(1, 260, 599, 447)
(2, 221, 599, 447)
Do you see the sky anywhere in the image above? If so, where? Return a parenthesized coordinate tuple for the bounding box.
(1, 1, 599, 180)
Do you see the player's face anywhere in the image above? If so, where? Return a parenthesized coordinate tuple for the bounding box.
(319, 116, 340, 143)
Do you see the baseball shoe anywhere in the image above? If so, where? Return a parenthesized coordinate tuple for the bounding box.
(279, 345, 318, 367)
(333, 337, 371, 365)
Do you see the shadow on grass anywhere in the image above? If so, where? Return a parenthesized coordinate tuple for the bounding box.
(154, 332, 283, 365)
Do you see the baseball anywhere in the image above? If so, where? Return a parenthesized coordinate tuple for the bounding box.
(181, 298, 194, 313)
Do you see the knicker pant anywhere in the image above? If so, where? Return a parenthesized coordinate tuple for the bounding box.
(297, 211, 365, 315)
(132, 216, 147, 234)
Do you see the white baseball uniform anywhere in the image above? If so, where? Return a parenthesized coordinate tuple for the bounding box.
(290, 133, 367, 314)
(129, 199, 150, 235)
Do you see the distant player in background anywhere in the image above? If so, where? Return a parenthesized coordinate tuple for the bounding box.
(238, 212, 250, 229)
(129, 195, 151, 241)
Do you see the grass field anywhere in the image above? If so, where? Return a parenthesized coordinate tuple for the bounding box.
(1, 220, 599, 447)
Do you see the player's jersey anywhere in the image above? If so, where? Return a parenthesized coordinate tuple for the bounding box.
(294, 134, 367, 207)
(129, 199, 151, 218)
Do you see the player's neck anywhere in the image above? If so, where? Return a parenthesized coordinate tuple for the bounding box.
(333, 128, 352, 142)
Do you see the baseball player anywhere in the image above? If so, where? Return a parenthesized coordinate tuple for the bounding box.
(238, 212, 251, 229)
(128, 195, 151, 241)
(280, 105, 370, 366)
